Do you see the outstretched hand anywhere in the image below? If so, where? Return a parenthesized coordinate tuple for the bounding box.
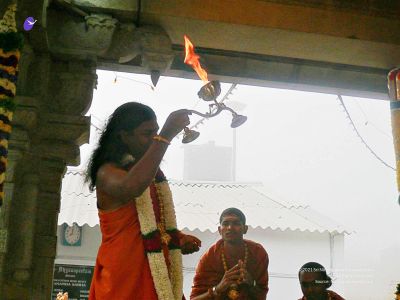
(160, 109, 191, 141)
(180, 234, 201, 254)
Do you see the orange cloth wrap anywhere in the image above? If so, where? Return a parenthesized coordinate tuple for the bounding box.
(190, 239, 269, 300)
(89, 202, 158, 300)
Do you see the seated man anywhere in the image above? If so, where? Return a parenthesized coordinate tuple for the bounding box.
(190, 207, 269, 300)
(298, 262, 345, 300)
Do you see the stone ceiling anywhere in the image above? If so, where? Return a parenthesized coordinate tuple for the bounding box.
(15, 0, 400, 98)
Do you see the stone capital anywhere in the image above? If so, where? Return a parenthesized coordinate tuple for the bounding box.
(137, 25, 174, 73)
(102, 22, 139, 62)
(102, 24, 174, 75)
(47, 8, 118, 60)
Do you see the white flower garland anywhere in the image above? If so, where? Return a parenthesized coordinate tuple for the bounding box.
(169, 249, 183, 299)
(135, 181, 183, 300)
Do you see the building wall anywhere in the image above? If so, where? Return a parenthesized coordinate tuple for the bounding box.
(55, 225, 101, 266)
(183, 141, 233, 181)
(56, 225, 344, 299)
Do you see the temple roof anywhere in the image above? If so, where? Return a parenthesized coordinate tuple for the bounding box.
(59, 170, 350, 235)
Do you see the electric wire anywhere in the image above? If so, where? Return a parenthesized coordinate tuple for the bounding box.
(354, 98, 392, 140)
(338, 95, 395, 171)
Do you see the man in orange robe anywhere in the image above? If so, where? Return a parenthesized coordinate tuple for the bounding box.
(87, 103, 201, 300)
(298, 262, 345, 300)
(191, 208, 269, 300)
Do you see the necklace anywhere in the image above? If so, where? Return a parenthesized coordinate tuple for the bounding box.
(221, 241, 248, 300)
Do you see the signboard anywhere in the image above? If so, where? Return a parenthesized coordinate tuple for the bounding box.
(52, 264, 94, 300)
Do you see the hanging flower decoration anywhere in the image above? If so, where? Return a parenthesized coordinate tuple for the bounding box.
(0, 3, 23, 206)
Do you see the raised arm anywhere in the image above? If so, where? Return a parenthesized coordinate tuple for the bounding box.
(96, 109, 190, 210)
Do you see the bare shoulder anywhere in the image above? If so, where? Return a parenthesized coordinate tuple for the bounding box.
(97, 163, 126, 185)
(96, 163, 129, 210)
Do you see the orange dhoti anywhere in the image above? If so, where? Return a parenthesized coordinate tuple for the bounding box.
(89, 201, 159, 300)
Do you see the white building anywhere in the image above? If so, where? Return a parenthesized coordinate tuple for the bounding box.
(55, 170, 349, 299)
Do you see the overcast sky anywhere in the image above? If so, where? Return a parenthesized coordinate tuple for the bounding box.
(73, 70, 399, 298)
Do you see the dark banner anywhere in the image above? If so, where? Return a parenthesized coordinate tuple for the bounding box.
(52, 264, 94, 300)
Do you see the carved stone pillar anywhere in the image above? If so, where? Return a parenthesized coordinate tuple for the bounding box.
(0, 4, 119, 297)
(0, 1, 174, 298)
(0, 50, 95, 299)
(34, 59, 94, 300)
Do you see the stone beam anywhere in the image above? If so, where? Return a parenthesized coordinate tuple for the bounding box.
(99, 46, 390, 100)
(143, 0, 400, 44)
(72, 0, 135, 11)
(72, 0, 400, 45)
(69, 0, 399, 71)
(155, 17, 400, 69)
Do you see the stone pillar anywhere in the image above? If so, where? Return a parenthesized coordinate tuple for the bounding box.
(0, 1, 169, 298)
(0, 49, 96, 299)
(0, 3, 120, 297)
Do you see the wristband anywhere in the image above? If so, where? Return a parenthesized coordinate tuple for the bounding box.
(153, 135, 171, 145)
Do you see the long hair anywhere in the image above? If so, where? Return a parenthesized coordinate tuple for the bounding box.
(86, 102, 156, 191)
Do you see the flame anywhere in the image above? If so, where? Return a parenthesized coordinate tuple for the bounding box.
(184, 35, 208, 82)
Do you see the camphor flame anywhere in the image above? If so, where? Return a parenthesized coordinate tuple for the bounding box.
(184, 35, 209, 82)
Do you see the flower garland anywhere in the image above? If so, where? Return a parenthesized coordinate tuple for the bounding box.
(135, 178, 183, 300)
(0, 3, 23, 206)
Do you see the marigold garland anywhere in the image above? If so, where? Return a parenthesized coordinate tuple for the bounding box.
(0, 3, 23, 206)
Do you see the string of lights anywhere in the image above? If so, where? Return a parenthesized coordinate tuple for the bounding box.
(113, 72, 156, 90)
(354, 98, 392, 140)
(338, 95, 395, 171)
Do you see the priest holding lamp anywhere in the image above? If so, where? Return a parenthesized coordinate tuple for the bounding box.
(190, 208, 269, 300)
